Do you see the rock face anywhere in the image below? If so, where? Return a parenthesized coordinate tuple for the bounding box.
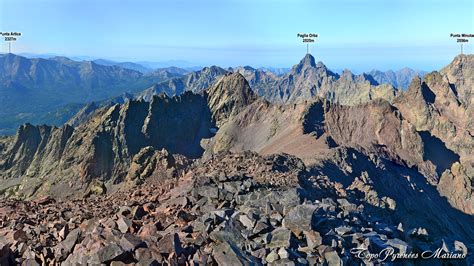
(207, 55, 473, 215)
(392, 55, 474, 214)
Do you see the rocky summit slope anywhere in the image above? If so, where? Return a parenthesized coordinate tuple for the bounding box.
(1, 152, 471, 265)
(0, 55, 473, 265)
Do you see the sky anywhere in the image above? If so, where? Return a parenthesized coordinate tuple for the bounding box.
(0, 0, 473, 71)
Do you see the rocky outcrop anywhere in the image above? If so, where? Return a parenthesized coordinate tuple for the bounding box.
(125, 146, 190, 186)
(393, 73, 472, 162)
(391, 55, 473, 214)
(440, 54, 473, 109)
(319, 70, 397, 106)
(311, 147, 474, 241)
(438, 162, 473, 214)
(0, 93, 214, 199)
(318, 99, 429, 174)
(206, 72, 258, 126)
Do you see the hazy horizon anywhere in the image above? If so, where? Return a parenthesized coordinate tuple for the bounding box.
(1, 0, 472, 71)
(5, 51, 470, 74)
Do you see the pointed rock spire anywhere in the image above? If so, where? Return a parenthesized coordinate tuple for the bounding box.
(207, 72, 257, 125)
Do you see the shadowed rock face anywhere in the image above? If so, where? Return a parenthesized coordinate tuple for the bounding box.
(302, 100, 325, 137)
(394, 57, 474, 163)
(391, 55, 474, 214)
(309, 147, 474, 243)
(419, 131, 460, 176)
(0, 92, 215, 198)
(441, 54, 473, 109)
(0, 72, 258, 199)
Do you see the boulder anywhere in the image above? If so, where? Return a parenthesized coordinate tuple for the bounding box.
(120, 233, 145, 252)
(324, 250, 342, 266)
(335, 226, 353, 236)
(197, 186, 219, 199)
(132, 206, 147, 219)
(282, 204, 318, 236)
(268, 228, 294, 249)
(239, 214, 255, 230)
(116, 216, 133, 234)
(212, 241, 256, 265)
(156, 233, 182, 255)
(90, 243, 126, 264)
(303, 230, 322, 250)
(54, 228, 81, 260)
(266, 250, 279, 263)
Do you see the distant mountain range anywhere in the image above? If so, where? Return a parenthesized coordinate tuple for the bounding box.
(0, 53, 190, 135)
(0, 53, 428, 135)
(15, 53, 426, 89)
(228, 55, 398, 105)
(92, 59, 153, 73)
(366, 68, 427, 90)
(16, 53, 203, 71)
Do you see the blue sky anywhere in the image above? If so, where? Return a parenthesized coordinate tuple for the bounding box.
(0, 0, 472, 71)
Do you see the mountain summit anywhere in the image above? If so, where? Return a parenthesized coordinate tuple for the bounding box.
(239, 53, 396, 105)
(294, 53, 317, 72)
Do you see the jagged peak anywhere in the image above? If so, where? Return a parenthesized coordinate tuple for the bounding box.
(443, 53, 473, 71)
(206, 72, 257, 125)
(316, 61, 327, 70)
(301, 53, 316, 67)
(402, 74, 438, 104)
(340, 69, 354, 78)
(201, 65, 226, 73)
(1, 53, 23, 59)
(291, 54, 334, 76)
(453, 53, 473, 61)
(406, 75, 423, 93)
(208, 72, 255, 99)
